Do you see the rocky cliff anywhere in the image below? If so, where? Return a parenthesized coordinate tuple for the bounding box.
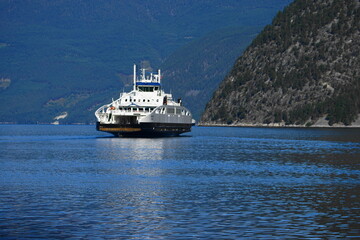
(201, 0, 360, 127)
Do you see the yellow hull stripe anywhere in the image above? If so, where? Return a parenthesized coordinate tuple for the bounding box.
(99, 127, 142, 132)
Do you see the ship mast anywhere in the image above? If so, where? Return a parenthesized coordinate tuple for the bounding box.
(133, 64, 136, 91)
(158, 69, 161, 83)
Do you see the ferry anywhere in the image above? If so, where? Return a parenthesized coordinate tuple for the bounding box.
(95, 65, 195, 137)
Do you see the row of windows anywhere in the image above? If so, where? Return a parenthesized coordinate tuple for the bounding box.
(119, 107, 155, 112)
(115, 106, 190, 116)
(137, 86, 160, 92)
(124, 98, 159, 103)
(155, 107, 191, 116)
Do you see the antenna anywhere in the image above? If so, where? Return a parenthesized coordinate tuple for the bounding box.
(133, 64, 136, 91)
(142, 68, 146, 81)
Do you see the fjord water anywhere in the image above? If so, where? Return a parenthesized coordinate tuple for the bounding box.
(1, 125, 359, 239)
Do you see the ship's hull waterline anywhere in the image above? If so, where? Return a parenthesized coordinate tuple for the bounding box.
(96, 122, 193, 137)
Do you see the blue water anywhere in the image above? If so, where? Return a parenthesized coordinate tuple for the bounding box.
(1, 125, 359, 239)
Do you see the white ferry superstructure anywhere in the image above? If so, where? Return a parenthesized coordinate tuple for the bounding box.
(95, 65, 195, 136)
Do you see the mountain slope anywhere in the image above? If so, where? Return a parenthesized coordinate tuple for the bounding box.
(201, 0, 360, 126)
(161, 26, 261, 120)
(0, 0, 291, 123)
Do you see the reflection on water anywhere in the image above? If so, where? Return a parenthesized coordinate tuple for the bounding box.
(0, 125, 359, 239)
(97, 137, 167, 161)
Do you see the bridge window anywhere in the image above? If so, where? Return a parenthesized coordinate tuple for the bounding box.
(167, 108, 175, 114)
(138, 86, 154, 92)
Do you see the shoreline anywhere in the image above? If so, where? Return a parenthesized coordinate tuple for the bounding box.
(198, 115, 360, 129)
(1, 122, 360, 129)
(0, 122, 95, 125)
(198, 123, 360, 129)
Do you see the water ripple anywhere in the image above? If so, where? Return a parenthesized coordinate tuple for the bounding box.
(0, 125, 359, 239)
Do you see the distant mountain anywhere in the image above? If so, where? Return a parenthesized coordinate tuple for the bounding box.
(0, 0, 291, 124)
(201, 0, 360, 127)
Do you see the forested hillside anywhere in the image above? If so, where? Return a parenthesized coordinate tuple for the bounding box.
(201, 0, 360, 126)
(0, 0, 291, 123)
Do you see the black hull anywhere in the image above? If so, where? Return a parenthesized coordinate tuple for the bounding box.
(96, 122, 192, 137)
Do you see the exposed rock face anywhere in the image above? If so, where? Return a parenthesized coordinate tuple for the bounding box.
(201, 0, 360, 126)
